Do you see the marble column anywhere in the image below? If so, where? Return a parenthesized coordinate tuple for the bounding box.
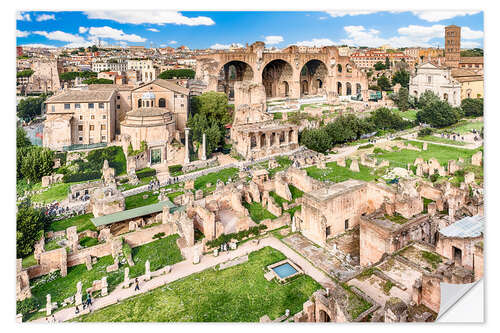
(256, 132, 261, 150)
(285, 130, 290, 144)
(184, 128, 190, 164)
(201, 133, 207, 160)
(265, 132, 271, 148)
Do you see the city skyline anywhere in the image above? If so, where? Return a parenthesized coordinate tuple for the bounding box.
(16, 10, 484, 50)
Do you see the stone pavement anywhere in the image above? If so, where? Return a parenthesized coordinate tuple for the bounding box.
(33, 236, 335, 323)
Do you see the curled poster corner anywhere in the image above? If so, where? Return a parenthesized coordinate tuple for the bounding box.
(437, 279, 482, 321)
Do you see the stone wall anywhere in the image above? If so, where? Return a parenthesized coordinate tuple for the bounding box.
(27, 248, 67, 279)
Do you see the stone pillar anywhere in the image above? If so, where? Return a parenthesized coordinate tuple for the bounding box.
(201, 133, 207, 161)
(124, 267, 130, 288)
(46, 294, 51, 316)
(145, 260, 151, 281)
(75, 281, 82, 306)
(265, 132, 271, 148)
(256, 132, 261, 149)
(285, 130, 290, 144)
(101, 276, 108, 296)
(184, 128, 190, 164)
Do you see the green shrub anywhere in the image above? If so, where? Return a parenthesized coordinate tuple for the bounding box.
(136, 167, 156, 179)
(153, 232, 166, 240)
(373, 147, 384, 154)
(430, 174, 439, 182)
(358, 144, 374, 149)
(122, 238, 132, 257)
(16, 297, 39, 316)
(168, 165, 182, 174)
(418, 128, 433, 137)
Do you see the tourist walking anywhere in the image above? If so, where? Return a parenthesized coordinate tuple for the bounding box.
(75, 305, 80, 314)
(135, 278, 140, 291)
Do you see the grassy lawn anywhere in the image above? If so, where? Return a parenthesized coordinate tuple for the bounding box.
(79, 236, 99, 248)
(392, 108, 418, 121)
(118, 176, 155, 191)
(268, 156, 293, 178)
(194, 168, 239, 191)
(45, 239, 63, 251)
(48, 213, 97, 233)
(73, 247, 321, 322)
(30, 181, 83, 204)
(27, 234, 183, 321)
(243, 202, 277, 222)
(22, 254, 37, 268)
(289, 184, 304, 199)
(377, 141, 480, 168)
(269, 191, 290, 207)
(438, 120, 483, 135)
(128, 234, 183, 279)
(125, 191, 159, 209)
(418, 135, 467, 146)
(306, 160, 376, 183)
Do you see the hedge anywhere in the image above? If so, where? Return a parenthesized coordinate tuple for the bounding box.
(168, 164, 182, 174)
(136, 167, 156, 179)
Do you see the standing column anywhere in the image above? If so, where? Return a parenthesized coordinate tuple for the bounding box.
(285, 130, 290, 145)
(201, 133, 207, 160)
(184, 128, 190, 164)
(256, 132, 261, 150)
(265, 132, 271, 148)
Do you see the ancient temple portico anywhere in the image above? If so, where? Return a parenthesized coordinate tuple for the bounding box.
(232, 121, 299, 159)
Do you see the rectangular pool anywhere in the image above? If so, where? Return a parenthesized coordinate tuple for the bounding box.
(272, 263, 298, 279)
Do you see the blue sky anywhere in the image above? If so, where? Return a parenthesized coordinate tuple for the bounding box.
(16, 10, 484, 49)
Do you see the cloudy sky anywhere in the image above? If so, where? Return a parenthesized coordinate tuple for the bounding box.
(16, 10, 483, 49)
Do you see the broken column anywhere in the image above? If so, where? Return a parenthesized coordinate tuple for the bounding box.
(123, 267, 130, 288)
(350, 159, 360, 172)
(201, 133, 207, 161)
(46, 294, 52, 316)
(101, 276, 108, 296)
(75, 281, 83, 307)
(145, 260, 151, 281)
(67, 226, 78, 253)
(184, 128, 190, 164)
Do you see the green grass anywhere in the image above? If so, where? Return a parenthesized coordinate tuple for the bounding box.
(45, 239, 63, 251)
(268, 156, 293, 178)
(128, 234, 183, 279)
(418, 135, 467, 146)
(392, 108, 418, 121)
(30, 182, 77, 204)
(306, 160, 376, 183)
(118, 176, 155, 191)
(79, 236, 99, 248)
(27, 235, 183, 321)
(22, 254, 37, 268)
(73, 247, 321, 322)
(48, 213, 97, 233)
(288, 185, 304, 199)
(285, 205, 301, 219)
(269, 191, 290, 208)
(125, 191, 159, 209)
(194, 168, 239, 191)
(167, 191, 184, 202)
(376, 141, 480, 169)
(242, 202, 277, 222)
(421, 251, 443, 269)
(384, 213, 408, 225)
(438, 120, 483, 135)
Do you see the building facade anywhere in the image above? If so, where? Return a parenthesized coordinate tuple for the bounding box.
(409, 62, 461, 107)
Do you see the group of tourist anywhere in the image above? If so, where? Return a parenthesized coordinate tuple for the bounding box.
(74, 293, 93, 315)
(147, 179, 160, 191)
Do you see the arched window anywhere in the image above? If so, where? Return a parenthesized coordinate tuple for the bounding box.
(138, 99, 142, 108)
(159, 98, 166, 107)
(337, 82, 342, 95)
(337, 64, 343, 73)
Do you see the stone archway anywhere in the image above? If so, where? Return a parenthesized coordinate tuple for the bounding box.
(356, 83, 362, 95)
(337, 82, 342, 95)
(301, 80, 309, 96)
(319, 310, 331, 322)
(282, 81, 290, 97)
(262, 59, 294, 98)
(217, 60, 254, 101)
(346, 82, 352, 96)
(300, 59, 328, 97)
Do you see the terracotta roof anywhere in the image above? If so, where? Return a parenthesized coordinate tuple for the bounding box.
(459, 57, 483, 64)
(45, 90, 115, 103)
(134, 78, 190, 95)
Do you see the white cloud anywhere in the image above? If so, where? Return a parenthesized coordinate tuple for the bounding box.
(326, 10, 380, 18)
(16, 30, 30, 38)
(147, 28, 159, 32)
(318, 16, 328, 20)
(169, 40, 177, 44)
(17, 12, 31, 21)
(88, 26, 146, 43)
(36, 14, 55, 22)
(33, 30, 88, 44)
(461, 41, 481, 49)
(79, 27, 89, 34)
(210, 43, 243, 50)
(84, 11, 214, 26)
(18, 43, 56, 48)
(160, 44, 167, 47)
(294, 38, 335, 47)
(461, 27, 484, 39)
(412, 10, 480, 22)
(264, 35, 284, 45)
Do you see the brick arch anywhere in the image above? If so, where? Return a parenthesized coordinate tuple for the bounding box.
(217, 60, 255, 100)
(261, 59, 294, 98)
(299, 59, 329, 97)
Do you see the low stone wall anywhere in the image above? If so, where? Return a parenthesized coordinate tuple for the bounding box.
(261, 213, 291, 231)
(27, 248, 67, 279)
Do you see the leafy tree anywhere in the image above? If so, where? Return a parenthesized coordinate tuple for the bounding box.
(374, 61, 385, 71)
(396, 87, 409, 111)
(370, 107, 410, 131)
(461, 98, 483, 117)
(16, 95, 47, 121)
(60, 71, 97, 81)
(460, 48, 483, 57)
(417, 90, 441, 109)
(19, 147, 54, 182)
(188, 92, 231, 154)
(300, 128, 332, 153)
(385, 56, 391, 69)
(17, 202, 52, 257)
(82, 78, 114, 84)
(16, 69, 34, 78)
(16, 127, 32, 149)
(158, 69, 195, 80)
(392, 69, 410, 88)
(377, 75, 392, 91)
(416, 100, 460, 127)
